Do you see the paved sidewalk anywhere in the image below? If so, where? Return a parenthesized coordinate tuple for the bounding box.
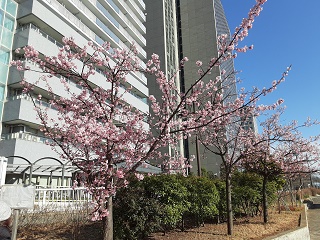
(307, 196, 320, 240)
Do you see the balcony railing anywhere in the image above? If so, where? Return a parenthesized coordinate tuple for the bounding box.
(69, 0, 96, 21)
(43, 0, 95, 39)
(126, 0, 145, 21)
(135, 0, 145, 10)
(12, 59, 147, 105)
(17, 22, 146, 83)
(114, 0, 145, 32)
(6, 93, 58, 111)
(1, 132, 52, 144)
(16, 23, 64, 48)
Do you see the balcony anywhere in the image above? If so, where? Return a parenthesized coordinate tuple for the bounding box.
(0, 136, 60, 162)
(135, 0, 145, 10)
(47, 0, 147, 58)
(42, 0, 95, 39)
(2, 94, 60, 126)
(1, 132, 52, 145)
(113, 0, 146, 34)
(125, 0, 146, 22)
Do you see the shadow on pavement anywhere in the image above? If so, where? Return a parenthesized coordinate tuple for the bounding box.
(303, 199, 314, 208)
(304, 199, 320, 209)
(309, 203, 320, 209)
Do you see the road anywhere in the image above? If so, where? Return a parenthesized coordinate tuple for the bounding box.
(307, 196, 320, 240)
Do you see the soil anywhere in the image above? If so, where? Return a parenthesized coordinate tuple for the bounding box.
(16, 210, 300, 240)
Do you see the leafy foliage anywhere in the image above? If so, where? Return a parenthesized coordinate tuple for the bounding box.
(232, 171, 285, 217)
(143, 174, 189, 231)
(113, 178, 163, 240)
(184, 176, 219, 226)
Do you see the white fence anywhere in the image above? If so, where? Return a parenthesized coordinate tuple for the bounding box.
(34, 187, 92, 210)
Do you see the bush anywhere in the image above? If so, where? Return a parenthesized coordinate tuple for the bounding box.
(114, 178, 163, 240)
(231, 171, 284, 217)
(232, 171, 262, 217)
(143, 174, 189, 232)
(184, 176, 219, 226)
(310, 187, 320, 196)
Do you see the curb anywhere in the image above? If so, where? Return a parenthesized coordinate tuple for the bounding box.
(263, 204, 310, 240)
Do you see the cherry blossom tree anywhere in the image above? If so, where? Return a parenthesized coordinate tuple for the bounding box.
(11, 0, 269, 238)
(195, 76, 291, 235)
(243, 109, 320, 223)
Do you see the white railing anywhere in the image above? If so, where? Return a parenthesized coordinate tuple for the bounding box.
(115, 0, 145, 31)
(1, 132, 52, 144)
(127, 0, 145, 21)
(7, 93, 57, 110)
(135, 0, 145, 10)
(34, 187, 92, 209)
(44, 0, 95, 39)
(119, 10, 146, 36)
(69, 0, 96, 21)
(16, 23, 64, 48)
(17, 21, 147, 84)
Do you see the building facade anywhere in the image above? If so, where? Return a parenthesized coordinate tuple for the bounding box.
(0, 0, 148, 186)
(144, 0, 184, 169)
(146, 0, 237, 175)
(0, 0, 17, 131)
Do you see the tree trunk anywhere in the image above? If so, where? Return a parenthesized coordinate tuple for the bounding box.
(181, 214, 185, 232)
(226, 173, 233, 235)
(102, 197, 113, 240)
(289, 179, 295, 206)
(262, 176, 268, 223)
(278, 197, 281, 214)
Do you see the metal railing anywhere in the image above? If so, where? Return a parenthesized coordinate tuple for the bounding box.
(16, 21, 146, 83)
(127, 0, 145, 21)
(34, 187, 92, 207)
(44, 0, 95, 39)
(1, 132, 52, 144)
(69, 0, 96, 21)
(114, 0, 145, 32)
(16, 23, 64, 48)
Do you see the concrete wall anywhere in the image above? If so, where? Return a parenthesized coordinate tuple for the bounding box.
(264, 204, 310, 240)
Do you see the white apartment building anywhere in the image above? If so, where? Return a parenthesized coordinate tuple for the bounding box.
(0, 0, 148, 186)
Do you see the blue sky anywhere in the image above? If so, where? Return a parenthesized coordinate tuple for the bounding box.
(221, 0, 320, 138)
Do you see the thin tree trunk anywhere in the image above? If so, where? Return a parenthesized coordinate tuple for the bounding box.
(102, 197, 113, 240)
(226, 173, 233, 235)
(262, 176, 268, 223)
(289, 179, 295, 206)
(278, 197, 281, 214)
(181, 214, 185, 232)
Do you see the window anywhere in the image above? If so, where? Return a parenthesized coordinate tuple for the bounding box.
(97, 1, 119, 27)
(10, 125, 25, 133)
(106, 0, 119, 13)
(0, 62, 7, 84)
(0, 84, 4, 101)
(0, 10, 4, 25)
(3, 15, 14, 31)
(6, 0, 16, 17)
(0, 0, 5, 10)
(0, 47, 9, 64)
(1, 27, 13, 48)
(96, 18, 119, 43)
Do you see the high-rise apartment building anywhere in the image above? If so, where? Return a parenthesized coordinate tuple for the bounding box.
(0, 0, 149, 186)
(146, 0, 237, 175)
(144, 0, 184, 167)
(0, 0, 17, 133)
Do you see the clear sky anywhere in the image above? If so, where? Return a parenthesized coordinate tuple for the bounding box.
(221, 0, 320, 138)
